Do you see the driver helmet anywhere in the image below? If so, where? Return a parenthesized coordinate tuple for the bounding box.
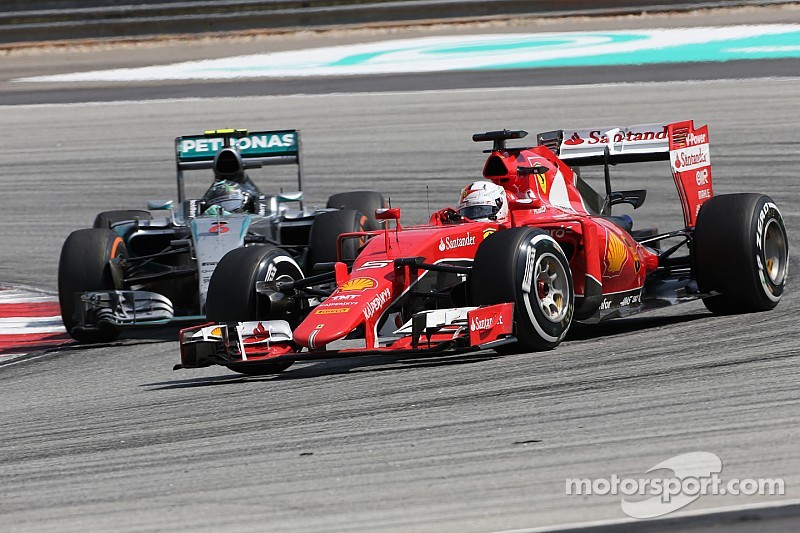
(457, 180, 509, 221)
(202, 180, 251, 215)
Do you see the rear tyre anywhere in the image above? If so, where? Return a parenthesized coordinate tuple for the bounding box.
(206, 245, 305, 324)
(326, 191, 385, 230)
(93, 210, 152, 229)
(693, 193, 788, 314)
(306, 209, 369, 271)
(58, 228, 126, 343)
(470, 228, 574, 352)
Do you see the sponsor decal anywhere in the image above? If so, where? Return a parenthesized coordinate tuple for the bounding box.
(252, 322, 268, 337)
(598, 290, 642, 311)
(315, 307, 350, 315)
(179, 132, 296, 157)
(470, 313, 504, 332)
(438, 232, 477, 252)
(672, 143, 710, 172)
(329, 294, 358, 301)
(483, 228, 497, 240)
(363, 288, 392, 320)
(533, 206, 547, 215)
(604, 231, 628, 277)
(565, 127, 668, 148)
(339, 277, 377, 291)
(587, 126, 668, 145)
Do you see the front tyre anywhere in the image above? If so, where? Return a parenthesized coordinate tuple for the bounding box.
(693, 193, 788, 313)
(206, 245, 305, 324)
(58, 228, 126, 343)
(470, 228, 574, 352)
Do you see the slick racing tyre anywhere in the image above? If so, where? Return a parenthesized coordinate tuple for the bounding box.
(58, 228, 127, 343)
(93, 210, 152, 229)
(470, 228, 574, 352)
(693, 193, 788, 314)
(306, 209, 369, 272)
(206, 245, 306, 325)
(326, 191, 386, 230)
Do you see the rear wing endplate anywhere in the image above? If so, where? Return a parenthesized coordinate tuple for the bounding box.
(537, 121, 712, 227)
(173, 129, 302, 203)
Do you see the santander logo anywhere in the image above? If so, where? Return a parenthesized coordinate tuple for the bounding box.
(439, 233, 476, 251)
(564, 132, 584, 145)
(470, 313, 503, 331)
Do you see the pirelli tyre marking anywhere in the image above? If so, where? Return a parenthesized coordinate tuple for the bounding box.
(756, 202, 788, 303)
(521, 234, 573, 344)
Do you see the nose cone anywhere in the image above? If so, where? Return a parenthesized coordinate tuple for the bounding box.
(293, 276, 392, 350)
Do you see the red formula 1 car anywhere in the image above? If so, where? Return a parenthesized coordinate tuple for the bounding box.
(176, 120, 789, 375)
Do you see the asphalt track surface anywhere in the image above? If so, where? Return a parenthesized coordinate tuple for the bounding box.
(2, 8, 800, 533)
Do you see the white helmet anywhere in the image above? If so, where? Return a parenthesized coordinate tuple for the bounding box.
(457, 181, 509, 221)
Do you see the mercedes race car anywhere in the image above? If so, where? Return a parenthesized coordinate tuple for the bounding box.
(176, 120, 788, 375)
(58, 128, 385, 342)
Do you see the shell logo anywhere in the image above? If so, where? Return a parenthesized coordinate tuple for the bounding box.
(339, 277, 377, 292)
(604, 232, 628, 277)
(483, 228, 496, 240)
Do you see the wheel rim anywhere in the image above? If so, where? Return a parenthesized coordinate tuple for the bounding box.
(533, 252, 569, 323)
(763, 219, 787, 285)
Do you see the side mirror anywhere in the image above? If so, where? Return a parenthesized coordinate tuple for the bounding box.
(508, 197, 542, 211)
(277, 191, 303, 202)
(375, 208, 401, 221)
(148, 200, 174, 210)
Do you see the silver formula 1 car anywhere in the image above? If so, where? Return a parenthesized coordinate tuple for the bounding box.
(58, 128, 384, 342)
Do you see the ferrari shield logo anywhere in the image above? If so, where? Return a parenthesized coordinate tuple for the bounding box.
(536, 172, 547, 194)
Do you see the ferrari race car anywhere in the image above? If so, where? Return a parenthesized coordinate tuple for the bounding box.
(177, 120, 788, 375)
(58, 128, 385, 342)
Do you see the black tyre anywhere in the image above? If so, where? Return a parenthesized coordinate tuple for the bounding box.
(93, 210, 152, 229)
(206, 245, 305, 324)
(58, 228, 126, 342)
(693, 193, 788, 313)
(326, 191, 385, 230)
(470, 228, 574, 352)
(306, 209, 369, 271)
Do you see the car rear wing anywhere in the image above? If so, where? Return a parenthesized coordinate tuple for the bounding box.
(537, 121, 712, 227)
(174, 129, 302, 203)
